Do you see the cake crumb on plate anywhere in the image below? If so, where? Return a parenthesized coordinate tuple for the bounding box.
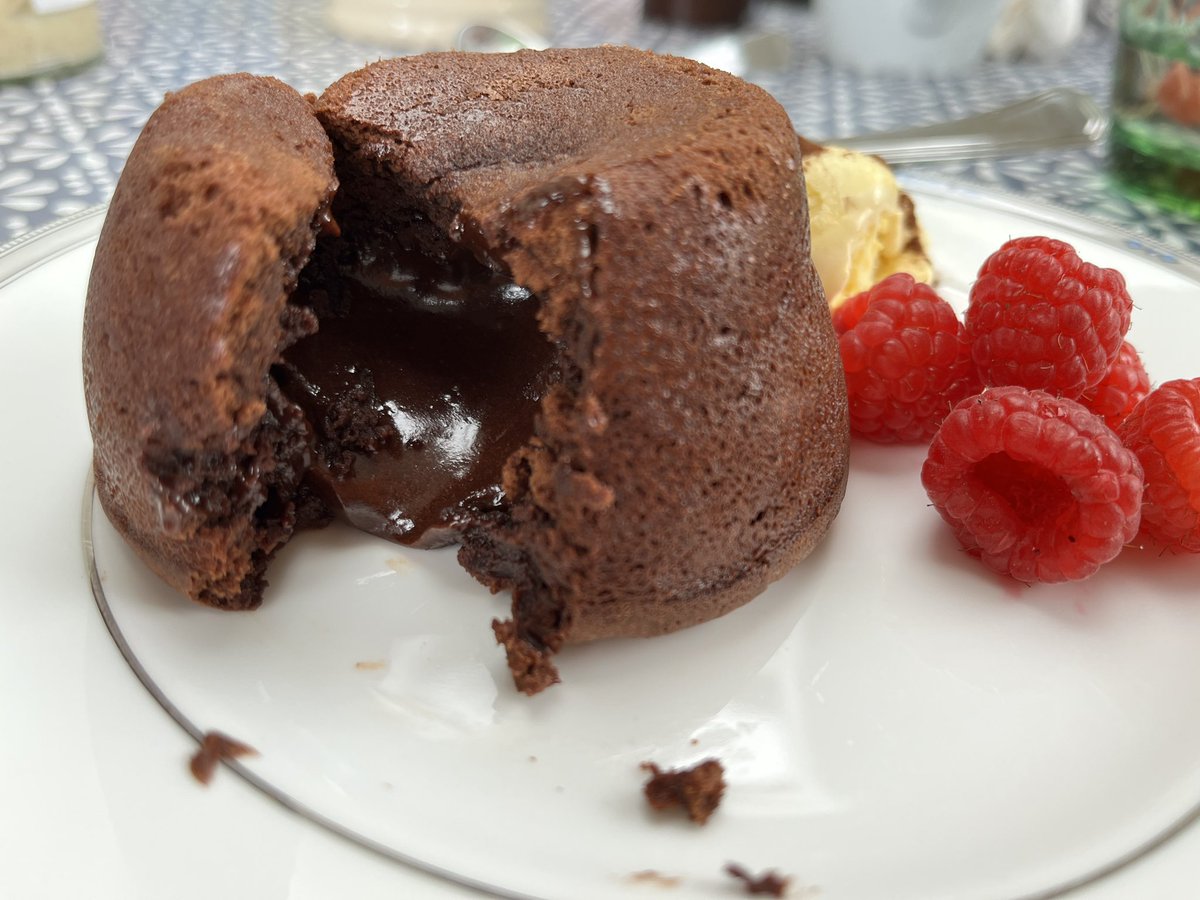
(189, 731, 257, 785)
(724, 863, 791, 897)
(641, 758, 725, 825)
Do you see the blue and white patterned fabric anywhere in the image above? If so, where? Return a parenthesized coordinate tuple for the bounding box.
(1, 0, 1197, 256)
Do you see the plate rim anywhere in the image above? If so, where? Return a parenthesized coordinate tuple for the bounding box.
(898, 174, 1200, 282)
(0, 205, 107, 290)
(20, 182, 1200, 900)
(81, 472, 522, 900)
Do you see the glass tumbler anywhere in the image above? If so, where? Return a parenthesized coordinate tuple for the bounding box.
(1109, 0, 1200, 217)
(0, 0, 103, 81)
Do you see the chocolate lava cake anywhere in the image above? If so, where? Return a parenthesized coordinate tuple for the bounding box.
(83, 48, 850, 693)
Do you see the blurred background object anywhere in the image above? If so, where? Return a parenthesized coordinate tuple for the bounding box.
(643, 0, 748, 26)
(988, 0, 1088, 61)
(832, 88, 1107, 163)
(812, 0, 1007, 74)
(0, 0, 103, 81)
(325, 0, 546, 51)
(1108, 0, 1200, 217)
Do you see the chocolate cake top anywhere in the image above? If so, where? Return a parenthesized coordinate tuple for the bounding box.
(316, 47, 798, 245)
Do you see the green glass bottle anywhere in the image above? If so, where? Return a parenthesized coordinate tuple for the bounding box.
(1108, 0, 1200, 218)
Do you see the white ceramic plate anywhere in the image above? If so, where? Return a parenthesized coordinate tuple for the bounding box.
(8, 184, 1200, 900)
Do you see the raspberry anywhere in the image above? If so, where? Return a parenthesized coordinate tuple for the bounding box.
(1117, 378, 1200, 553)
(922, 386, 1143, 582)
(835, 274, 981, 443)
(831, 285, 871, 336)
(1079, 341, 1151, 431)
(965, 236, 1133, 398)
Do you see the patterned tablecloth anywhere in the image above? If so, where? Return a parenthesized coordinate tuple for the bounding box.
(1, 0, 1197, 257)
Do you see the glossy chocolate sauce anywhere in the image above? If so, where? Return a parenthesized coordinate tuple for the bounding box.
(279, 242, 557, 548)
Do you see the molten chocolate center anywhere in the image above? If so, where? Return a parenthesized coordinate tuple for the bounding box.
(279, 242, 556, 548)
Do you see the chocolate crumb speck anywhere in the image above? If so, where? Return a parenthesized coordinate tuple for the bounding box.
(725, 863, 791, 897)
(641, 758, 725, 825)
(189, 731, 257, 785)
(318, 370, 399, 479)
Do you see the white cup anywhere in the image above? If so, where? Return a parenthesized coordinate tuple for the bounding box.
(814, 0, 1008, 75)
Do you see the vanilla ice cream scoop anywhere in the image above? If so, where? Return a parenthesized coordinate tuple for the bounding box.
(800, 139, 933, 309)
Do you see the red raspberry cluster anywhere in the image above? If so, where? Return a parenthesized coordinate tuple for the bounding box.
(834, 235, 1200, 583)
